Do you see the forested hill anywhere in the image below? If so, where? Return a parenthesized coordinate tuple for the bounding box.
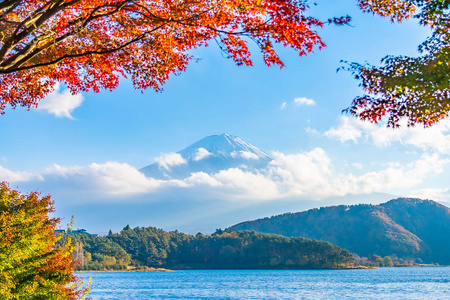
(228, 198, 450, 265)
(65, 228, 354, 270)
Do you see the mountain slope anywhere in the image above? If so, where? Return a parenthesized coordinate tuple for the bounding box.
(380, 199, 450, 263)
(140, 133, 272, 179)
(228, 198, 450, 264)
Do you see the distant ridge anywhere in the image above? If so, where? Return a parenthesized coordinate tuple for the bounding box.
(228, 198, 450, 265)
(140, 133, 272, 179)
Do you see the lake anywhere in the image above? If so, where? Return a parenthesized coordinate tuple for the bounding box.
(78, 267, 450, 299)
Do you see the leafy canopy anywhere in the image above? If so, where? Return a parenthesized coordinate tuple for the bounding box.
(0, 0, 350, 113)
(3, 1, 444, 127)
(346, 0, 450, 127)
(0, 182, 89, 300)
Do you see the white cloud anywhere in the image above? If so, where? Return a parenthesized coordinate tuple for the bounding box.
(36, 83, 84, 119)
(266, 150, 448, 199)
(0, 165, 42, 182)
(213, 168, 280, 199)
(230, 151, 260, 160)
(155, 153, 187, 170)
(293, 97, 315, 106)
(410, 187, 450, 203)
(44, 162, 165, 195)
(240, 151, 260, 160)
(305, 127, 320, 136)
(324, 116, 366, 143)
(352, 163, 363, 169)
(280, 102, 287, 110)
(193, 148, 213, 161)
(394, 120, 450, 153)
(3, 149, 448, 202)
(268, 149, 335, 198)
(324, 116, 450, 153)
(184, 172, 222, 187)
(348, 153, 448, 194)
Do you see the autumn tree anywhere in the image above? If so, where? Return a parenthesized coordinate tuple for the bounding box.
(2, 1, 447, 127)
(0, 0, 353, 113)
(0, 182, 89, 299)
(345, 0, 450, 127)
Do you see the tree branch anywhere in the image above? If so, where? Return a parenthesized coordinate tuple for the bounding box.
(0, 23, 168, 74)
(0, 0, 132, 70)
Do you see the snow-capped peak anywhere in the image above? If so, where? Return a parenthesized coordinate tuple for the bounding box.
(140, 134, 272, 179)
(178, 133, 271, 161)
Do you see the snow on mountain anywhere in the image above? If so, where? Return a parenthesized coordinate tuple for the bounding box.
(178, 133, 271, 161)
(140, 134, 272, 179)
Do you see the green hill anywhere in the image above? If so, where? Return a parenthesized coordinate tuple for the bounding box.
(65, 227, 354, 270)
(228, 198, 450, 265)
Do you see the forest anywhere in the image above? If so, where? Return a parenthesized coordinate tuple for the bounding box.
(229, 198, 450, 265)
(63, 227, 355, 271)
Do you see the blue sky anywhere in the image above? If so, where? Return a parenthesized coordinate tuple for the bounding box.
(1, 1, 449, 233)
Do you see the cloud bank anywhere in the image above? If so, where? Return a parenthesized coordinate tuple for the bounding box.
(0, 165, 42, 182)
(324, 116, 450, 153)
(4, 116, 450, 204)
(2, 148, 447, 203)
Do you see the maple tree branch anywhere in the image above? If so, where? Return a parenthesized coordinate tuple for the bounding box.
(130, 1, 174, 21)
(0, 0, 62, 61)
(0, 23, 168, 74)
(0, 1, 133, 71)
(131, 1, 213, 24)
(0, 0, 21, 13)
(0, 0, 21, 21)
(0, 0, 86, 61)
(84, 0, 130, 24)
(0, 0, 253, 72)
(204, 17, 274, 36)
(12, 0, 62, 34)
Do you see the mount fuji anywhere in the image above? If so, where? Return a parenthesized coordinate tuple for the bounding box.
(140, 134, 272, 179)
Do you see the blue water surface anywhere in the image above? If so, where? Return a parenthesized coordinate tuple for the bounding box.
(78, 267, 450, 299)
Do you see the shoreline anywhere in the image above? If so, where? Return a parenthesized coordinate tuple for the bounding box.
(75, 267, 172, 273)
(76, 266, 372, 273)
(75, 265, 448, 273)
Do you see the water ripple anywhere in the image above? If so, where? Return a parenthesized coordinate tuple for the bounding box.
(78, 267, 450, 300)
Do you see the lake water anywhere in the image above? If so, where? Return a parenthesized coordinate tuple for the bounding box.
(78, 267, 450, 299)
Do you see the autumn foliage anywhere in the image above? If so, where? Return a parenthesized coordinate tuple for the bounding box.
(346, 0, 450, 127)
(0, 0, 351, 113)
(0, 183, 89, 299)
